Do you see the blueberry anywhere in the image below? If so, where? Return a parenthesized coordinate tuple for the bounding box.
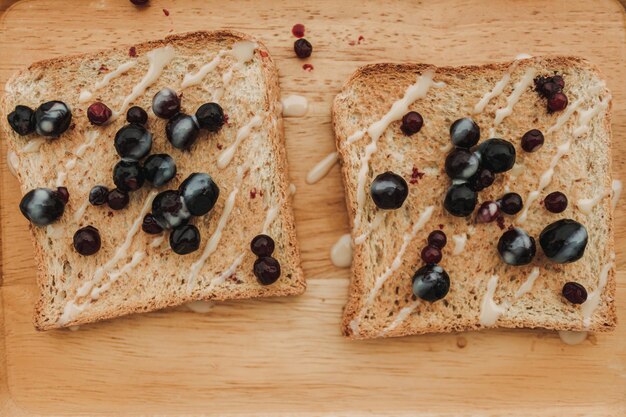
(498, 192, 523, 215)
(142, 213, 164, 234)
(421, 245, 442, 264)
(34, 101, 72, 137)
(7, 105, 35, 135)
(19, 188, 65, 226)
(73, 226, 101, 256)
(427, 230, 447, 249)
(126, 106, 148, 125)
(521, 129, 544, 153)
(548, 92, 568, 113)
(144, 154, 176, 187)
(55, 186, 69, 204)
(114, 124, 153, 160)
(477, 138, 516, 173)
(562, 282, 587, 305)
(107, 188, 129, 210)
(152, 87, 180, 119)
(370, 171, 408, 210)
(476, 200, 500, 223)
(113, 159, 145, 192)
(251, 234, 275, 257)
(166, 113, 200, 150)
(445, 148, 480, 180)
(169, 224, 201, 255)
(254, 256, 281, 285)
(450, 117, 480, 148)
(443, 183, 477, 217)
(412, 264, 450, 302)
(400, 111, 424, 136)
(497, 228, 536, 266)
(87, 102, 112, 125)
(179, 173, 220, 216)
(294, 38, 312, 58)
(544, 191, 568, 213)
(195, 103, 225, 132)
(89, 185, 109, 206)
(468, 167, 495, 192)
(152, 190, 190, 229)
(539, 219, 588, 264)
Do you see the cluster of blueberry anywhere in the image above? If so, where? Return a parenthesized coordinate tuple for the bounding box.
(7, 101, 72, 137)
(412, 231, 450, 302)
(250, 234, 282, 285)
(534, 74, 568, 113)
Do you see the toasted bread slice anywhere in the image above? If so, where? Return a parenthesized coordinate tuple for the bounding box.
(333, 57, 616, 339)
(2, 30, 305, 330)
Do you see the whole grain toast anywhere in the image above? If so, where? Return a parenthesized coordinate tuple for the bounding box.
(333, 57, 616, 339)
(2, 30, 305, 330)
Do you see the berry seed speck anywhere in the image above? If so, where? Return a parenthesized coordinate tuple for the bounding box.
(303, 63, 314, 71)
(129, 46, 137, 57)
(162, 8, 170, 16)
(292, 23, 305, 38)
(409, 167, 425, 184)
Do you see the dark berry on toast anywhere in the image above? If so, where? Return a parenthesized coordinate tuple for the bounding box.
(7, 105, 35, 135)
(152, 87, 180, 119)
(195, 103, 225, 132)
(34, 101, 72, 137)
(114, 124, 153, 160)
(166, 113, 200, 150)
(427, 230, 447, 249)
(412, 264, 450, 302)
(251, 234, 275, 257)
(476, 201, 500, 223)
(497, 228, 536, 266)
(468, 167, 495, 192)
(539, 219, 588, 264)
(445, 148, 479, 180)
(294, 38, 312, 58)
(498, 192, 523, 215)
(113, 159, 145, 192)
(107, 188, 130, 210)
(179, 173, 220, 216)
(152, 190, 190, 229)
(544, 191, 568, 213)
(476, 138, 516, 173)
(547, 92, 568, 113)
(400, 111, 423, 136)
(521, 129, 544, 152)
(450, 117, 480, 148)
(142, 213, 164, 234)
(169, 224, 201, 255)
(444, 183, 477, 217)
(55, 187, 69, 204)
(89, 185, 109, 206)
(370, 171, 408, 210)
(19, 188, 66, 226)
(126, 106, 148, 125)
(87, 102, 112, 125)
(254, 256, 281, 285)
(562, 282, 588, 304)
(421, 245, 442, 264)
(144, 154, 176, 187)
(73, 226, 101, 256)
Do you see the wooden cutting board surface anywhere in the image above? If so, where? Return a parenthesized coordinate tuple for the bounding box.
(1, 0, 625, 416)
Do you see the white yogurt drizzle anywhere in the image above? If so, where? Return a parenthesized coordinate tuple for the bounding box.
(352, 70, 440, 234)
(113, 45, 175, 119)
(330, 233, 353, 268)
(21, 138, 45, 153)
(494, 68, 536, 125)
(306, 152, 338, 185)
(349, 206, 434, 334)
(91, 251, 145, 300)
(150, 235, 165, 248)
(354, 211, 386, 245)
(217, 115, 263, 169)
(46, 224, 63, 239)
(558, 330, 588, 345)
(58, 191, 157, 325)
(545, 98, 584, 134)
(72, 201, 89, 223)
(7, 150, 18, 177)
(181, 41, 257, 89)
(479, 268, 540, 326)
(78, 61, 137, 103)
(187, 301, 215, 313)
(281, 95, 309, 117)
(473, 61, 519, 114)
(378, 299, 420, 337)
(206, 253, 246, 291)
(451, 234, 467, 256)
(54, 130, 100, 187)
(346, 129, 366, 145)
(577, 179, 622, 215)
(581, 254, 614, 329)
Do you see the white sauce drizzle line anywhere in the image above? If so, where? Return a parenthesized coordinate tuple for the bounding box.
(306, 152, 338, 185)
(206, 253, 245, 291)
(353, 70, 439, 234)
(73, 201, 89, 223)
(7, 150, 18, 177)
(354, 211, 386, 245)
(378, 299, 420, 337)
(546, 98, 583, 134)
(494, 67, 536, 125)
(21, 138, 45, 153)
(451, 234, 467, 256)
(217, 115, 263, 169)
(78, 61, 137, 103)
(113, 45, 175, 119)
(573, 95, 612, 137)
(346, 129, 366, 145)
(150, 235, 165, 248)
(611, 179, 622, 209)
(349, 206, 434, 335)
(581, 254, 614, 329)
(91, 251, 145, 300)
(55, 130, 100, 187)
(58, 191, 157, 326)
(479, 268, 540, 326)
(330, 233, 353, 268)
(577, 179, 622, 215)
(473, 61, 519, 114)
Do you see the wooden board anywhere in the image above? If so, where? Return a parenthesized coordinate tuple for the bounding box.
(1, 0, 625, 415)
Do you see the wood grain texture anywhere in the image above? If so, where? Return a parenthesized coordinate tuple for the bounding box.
(0, 0, 625, 416)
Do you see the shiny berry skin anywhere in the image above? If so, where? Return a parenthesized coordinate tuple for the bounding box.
(498, 192, 523, 215)
(126, 106, 148, 125)
(521, 129, 544, 152)
(534, 75, 564, 98)
(544, 191, 568, 213)
(87, 102, 112, 125)
(476, 201, 500, 223)
(144, 154, 176, 187)
(445, 148, 479, 180)
(251, 234, 275, 257)
(370, 171, 408, 210)
(427, 230, 447, 249)
(73, 226, 101, 256)
(552, 75, 565, 89)
(477, 138, 516, 173)
(254, 256, 282, 285)
(89, 185, 109, 206)
(412, 264, 450, 302)
(497, 227, 536, 266)
(294, 38, 312, 58)
(113, 159, 145, 192)
(195, 103, 225, 132)
(169, 224, 200, 255)
(450, 117, 480, 148)
(179, 173, 220, 216)
(142, 213, 163, 234)
(468, 168, 495, 192)
(34, 101, 72, 137)
(152, 87, 180, 119)
(562, 282, 588, 304)
(400, 111, 424, 136)
(152, 190, 190, 229)
(539, 219, 588, 264)
(107, 188, 129, 210)
(166, 113, 200, 150)
(19, 188, 65, 226)
(7, 105, 35, 135)
(55, 187, 69, 204)
(548, 92, 568, 113)
(421, 245, 442, 264)
(444, 183, 477, 217)
(114, 124, 153, 160)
